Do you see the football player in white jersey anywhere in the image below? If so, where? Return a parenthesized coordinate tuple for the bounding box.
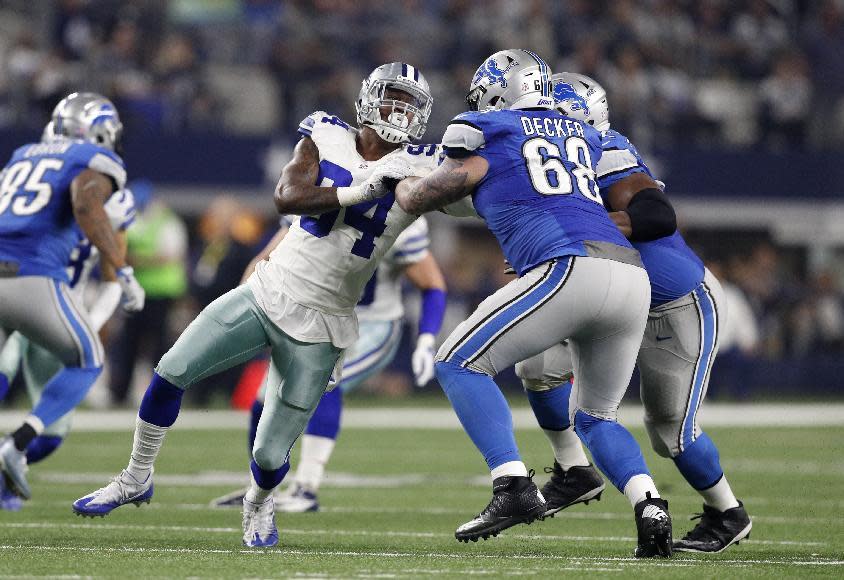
(72, 62, 441, 548)
(210, 215, 446, 511)
(0, 181, 135, 510)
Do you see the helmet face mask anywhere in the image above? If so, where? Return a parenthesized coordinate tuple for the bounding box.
(50, 92, 124, 152)
(356, 63, 433, 143)
(551, 72, 610, 132)
(466, 49, 554, 112)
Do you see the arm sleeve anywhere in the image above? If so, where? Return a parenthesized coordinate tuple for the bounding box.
(624, 187, 677, 242)
(87, 149, 127, 189)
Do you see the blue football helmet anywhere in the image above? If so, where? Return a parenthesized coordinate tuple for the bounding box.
(551, 73, 610, 132)
(466, 49, 554, 112)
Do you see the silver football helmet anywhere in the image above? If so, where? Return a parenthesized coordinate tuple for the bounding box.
(466, 49, 554, 112)
(356, 63, 433, 143)
(551, 72, 610, 132)
(49, 92, 123, 151)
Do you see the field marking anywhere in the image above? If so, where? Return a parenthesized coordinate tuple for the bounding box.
(1, 521, 827, 548)
(3, 404, 844, 431)
(0, 544, 841, 568)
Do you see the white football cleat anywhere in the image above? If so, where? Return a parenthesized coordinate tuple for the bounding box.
(242, 496, 279, 547)
(276, 483, 319, 513)
(72, 470, 153, 517)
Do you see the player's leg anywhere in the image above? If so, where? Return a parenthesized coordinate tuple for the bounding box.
(638, 272, 750, 552)
(564, 258, 672, 557)
(72, 285, 274, 516)
(436, 258, 589, 541)
(244, 331, 340, 547)
(515, 344, 604, 515)
(0, 331, 26, 510)
(281, 319, 403, 511)
(0, 277, 103, 500)
(21, 338, 72, 464)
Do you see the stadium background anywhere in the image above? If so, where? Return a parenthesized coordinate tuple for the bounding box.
(1, 0, 843, 408)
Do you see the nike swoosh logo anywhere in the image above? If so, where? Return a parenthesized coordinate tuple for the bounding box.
(655, 336, 672, 341)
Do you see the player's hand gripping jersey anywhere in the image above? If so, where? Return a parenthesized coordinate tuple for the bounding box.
(442, 109, 640, 275)
(248, 112, 439, 346)
(597, 130, 703, 306)
(0, 140, 126, 281)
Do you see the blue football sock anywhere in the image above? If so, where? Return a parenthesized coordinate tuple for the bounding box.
(304, 387, 343, 440)
(248, 400, 263, 456)
(673, 431, 724, 490)
(527, 383, 572, 430)
(0, 373, 9, 401)
(138, 373, 185, 428)
(250, 459, 290, 490)
(436, 360, 521, 471)
(32, 366, 101, 428)
(25, 435, 64, 464)
(574, 410, 649, 491)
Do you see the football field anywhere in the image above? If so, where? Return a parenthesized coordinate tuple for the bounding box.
(1, 405, 842, 578)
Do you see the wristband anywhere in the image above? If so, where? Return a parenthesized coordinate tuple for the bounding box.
(419, 287, 447, 336)
(337, 185, 370, 207)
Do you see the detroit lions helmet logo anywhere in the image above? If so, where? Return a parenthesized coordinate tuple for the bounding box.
(553, 82, 590, 115)
(473, 56, 519, 89)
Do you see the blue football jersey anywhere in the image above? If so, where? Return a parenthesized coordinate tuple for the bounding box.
(441, 109, 635, 275)
(597, 130, 703, 307)
(0, 140, 127, 281)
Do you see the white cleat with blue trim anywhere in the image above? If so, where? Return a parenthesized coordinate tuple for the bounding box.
(72, 469, 153, 517)
(242, 497, 279, 548)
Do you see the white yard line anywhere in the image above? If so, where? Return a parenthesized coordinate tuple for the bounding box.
(0, 544, 840, 568)
(2, 403, 844, 431)
(1, 521, 828, 548)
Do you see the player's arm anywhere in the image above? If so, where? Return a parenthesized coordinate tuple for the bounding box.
(395, 155, 488, 215)
(604, 171, 676, 241)
(240, 225, 289, 284)
(88, 231, 127, 331)
(71, 169, 126, 269)
(402, 253, 447, 387)
(274, 136, 405, 214)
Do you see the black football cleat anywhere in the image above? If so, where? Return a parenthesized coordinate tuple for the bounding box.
(673, 501, 752, 553)
(634, 492, 673, 558)
(455, 471, 546, 543)
(541, 462, 605, 517)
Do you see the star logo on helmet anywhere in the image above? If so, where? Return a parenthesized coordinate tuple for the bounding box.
(473, 56, 519, 89)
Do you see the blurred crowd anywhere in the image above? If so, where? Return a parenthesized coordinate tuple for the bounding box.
(0, 0, 843, 150)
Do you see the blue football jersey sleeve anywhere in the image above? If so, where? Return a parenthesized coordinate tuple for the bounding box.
(0, 140, 127, 280)
(596, 129, 704, 307)
(441, 109, 637, 275)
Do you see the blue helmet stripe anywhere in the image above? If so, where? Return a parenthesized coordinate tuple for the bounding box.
(524, 49, 549, 97)
(402, 63, 408, 78)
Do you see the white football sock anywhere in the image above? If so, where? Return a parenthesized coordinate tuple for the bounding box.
(699, 475, 740, 512)
(490, 460, 528, 481)
(126, 417, 168, 482)
(245, 473, 274, 504)
(293, 435, 335, 492)
(623, 474, 660, 507)
(543, 427, 590, 470)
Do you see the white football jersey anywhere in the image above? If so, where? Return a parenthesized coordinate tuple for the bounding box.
(66, 188, 136, 297)
(356, 216, 430, 322)
(251, 112, 440, 327)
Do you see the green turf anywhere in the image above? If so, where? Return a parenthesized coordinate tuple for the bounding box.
(1, 424, 842, 578)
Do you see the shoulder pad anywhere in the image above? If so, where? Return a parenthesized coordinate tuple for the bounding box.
(442, 114, 485, 155)
(299, 111, 354, 139)
(75, 143, 127, 189)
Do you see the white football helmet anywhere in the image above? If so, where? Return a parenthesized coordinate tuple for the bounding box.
(50, 92, 124, 152)
(356, 62, 433, 143)
(465, 49, 554, 112)
(551, 72, 610, 132)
